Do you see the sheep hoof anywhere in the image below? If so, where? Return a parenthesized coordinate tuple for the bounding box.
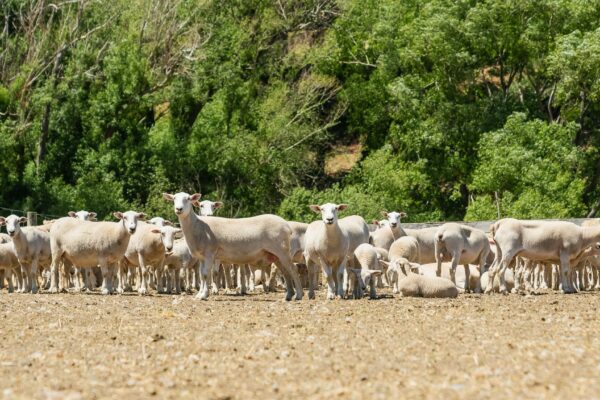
(211, 288, 219, 295)
(31, 287, 38, 294)
(195, 292, 209, 300)
(326, 293, 335, 300)
(116, 288, 124, 294)
(101, 288, 110, 295)
(294, 293, 303, 301)
(49, 287, 59, 294)
(138, 288, 148, 296)
(308, 292, 315, 300)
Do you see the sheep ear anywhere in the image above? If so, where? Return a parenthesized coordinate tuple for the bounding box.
(19, 217, 27, 224)
(400, 212, 407, 218)
(0, 217, 5, 225)
(214, 201, 223, 209)
(162, 193, 174, 201)
(113, 212, 124, 220)
(164, 220, 173, 226)
(68, 211, 76, 217)
(309, 205, 321, 213)
(150, 228, 161, 234)
(190, 193, 202, 202)
(137, 212, 146, 220)
(380, 211, 388, 218)
(337, 204, 348, 211)
(372, 220, 380, 226)
(89, 212, 97, 219)
(191, 200, 201, 207)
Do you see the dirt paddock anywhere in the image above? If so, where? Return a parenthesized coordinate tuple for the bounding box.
(0, 289, 599, 399)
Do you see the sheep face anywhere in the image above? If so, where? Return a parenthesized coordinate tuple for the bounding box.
(113, 211, 144, 235)
(0, 215, 27, 237)
(153, 226, 182, 253)
(163, 192, 201, 217)
(148, 217, 173, 227)
(68, 210, 97, 221)
(381, 211, 407, 228)
(197, 200, 223, 216)
(309, 203, 348, 225)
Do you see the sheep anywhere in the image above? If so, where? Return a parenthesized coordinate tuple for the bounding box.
(369, 211, 407, 250)
(0, 233, 10, 243)
(148, 217, 174, 227)
(347, 268, 382, 299)
(119, 223, 182, 295)
(481, 268, 515, 293)
(48, 211, 144, 295)
(338, 214, 370, 294)
(389, 236, 421, 263)
(487, 218, 600, 294)
(434, 223, 490, 293)
(67, 210, 97, 221)
(385, 258, 458, 298)
(163, 192, 303, 301)
(0, 242, 21, 292)
(403, 227, 441, 264)
(304, 203, 350, 300)
(350, 243, 386, 299)
(0, 215, 52, 293)
(418, 262, 481, 293)
(196, 200, 223, 217)
(163, 239, 200, 294)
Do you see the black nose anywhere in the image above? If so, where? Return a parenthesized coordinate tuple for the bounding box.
(175, 208, 182, 213)
(129, 228, 136, 234)
(390, 223, 397, 227)
(166, 246, 173, 252)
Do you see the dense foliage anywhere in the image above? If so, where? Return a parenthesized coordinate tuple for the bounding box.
(1, 0, 600, 222)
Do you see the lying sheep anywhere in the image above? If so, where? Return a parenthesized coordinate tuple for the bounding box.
(385, 259, 458, 298)
(382, 258, 420, 294)
(418, 263, 481, 293)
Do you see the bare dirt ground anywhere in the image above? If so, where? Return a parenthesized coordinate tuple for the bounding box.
(0, 289, 599, 399)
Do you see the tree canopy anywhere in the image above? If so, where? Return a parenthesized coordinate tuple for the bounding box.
(1, 0, 600, 222)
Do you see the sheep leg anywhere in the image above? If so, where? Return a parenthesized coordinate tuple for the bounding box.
(306, 260, 317, 300)
(116, 262, 125, 294)
(195, 257, 212, 300)
(523, 261, 534, 294)
(319, 259, 336, 300)
(137, 256, 149, 295)
(559, 253, 574, 294)
(485, 246, 502, 294)
(497, 253, 515, 295)
(99, 261, 111, 295)
(210, 261, 220, 295)
(336, 261, 347, 299)
(238, 264, 247, 295)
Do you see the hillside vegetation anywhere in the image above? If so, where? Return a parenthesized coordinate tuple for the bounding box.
(1, 0, 600, 222)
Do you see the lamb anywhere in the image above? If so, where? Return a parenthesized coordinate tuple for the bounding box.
(385, 259, 458, 298)
(369, 211, 407, 250)
(120, 222, 181, 295)
(163, 192, 303, 301)
(0, 233, 10, 243)
(303, 203, 350, 300)
(48, 211, 143, 295)
(434, 223, 490, 292)
(382, 257, 420, 294)
(0, 215, 52, 293)
(487, 218, 600, 294)
(350, 243, 385, 299)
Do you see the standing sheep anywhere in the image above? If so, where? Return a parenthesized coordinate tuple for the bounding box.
(350, 243, 385, 299)
(163, 192, 303, 301)
(434, 223, 490, 293)
(48, 211, 144, 295)
(369, 211, 407, 250)
(0, 215, 51, 293)
(304, 203, 350, 300)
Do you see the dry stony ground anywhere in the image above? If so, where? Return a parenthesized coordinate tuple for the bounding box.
(0, 289, 599, 400)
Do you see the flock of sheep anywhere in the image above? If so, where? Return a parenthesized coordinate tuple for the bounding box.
(1, 191, 600, 300)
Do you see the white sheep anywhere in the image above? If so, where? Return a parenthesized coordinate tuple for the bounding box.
(418, 262, 481, 293)
(389, 236, 421, 263)
(48, 211, 144, 295)
(163, 238, 200, 294)
(304, 203, 350, 300)
(385, 259, 458, 298)
(487, 218, 600, 294)
(0, 215, 52, 293)
(350, 243, 385, 299)
(403, 226, 441, 264)
(434, 223, 490, 293)
(0, 242, 21, 292)
(120, 223, 181, 295)
(148, 217, 174, 227)
(163, 192, 303, 301)
(0, 233, 11, 243)
(369, 211, 407, 250)
(67, 210, 97, 221)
